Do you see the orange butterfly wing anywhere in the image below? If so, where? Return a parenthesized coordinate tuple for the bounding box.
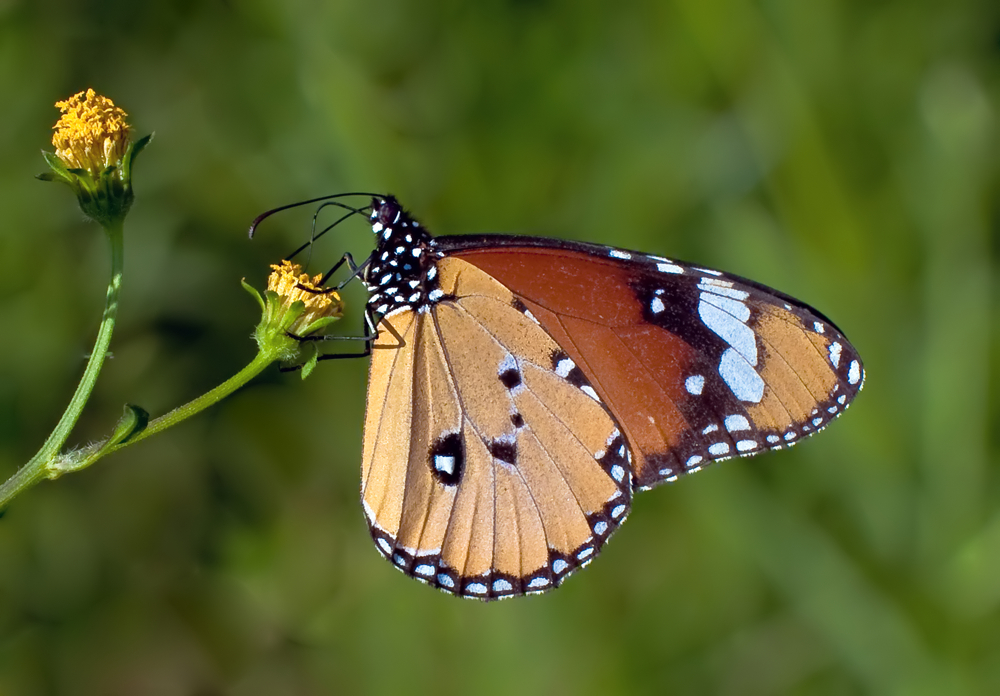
(362, 257, 631, 599)
(445, 239, 864, 490)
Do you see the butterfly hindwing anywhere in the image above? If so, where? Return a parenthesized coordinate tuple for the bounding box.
(361, 257, 632, 599)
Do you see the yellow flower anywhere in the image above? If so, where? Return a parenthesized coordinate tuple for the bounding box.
(52, 89, 131, 175)
(245, 261, 344, 372)
(266, 260, 344, 333)
(40, 89, 150, 227)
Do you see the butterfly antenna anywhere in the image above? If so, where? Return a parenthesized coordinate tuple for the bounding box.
(247, 191, 384, 238)
(292, 203, 364, 268)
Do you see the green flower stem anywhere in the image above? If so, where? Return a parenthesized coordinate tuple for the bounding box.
(0, 345, 281, 510)
(78, 348, 278, 465)
(0, 219, 125, 507)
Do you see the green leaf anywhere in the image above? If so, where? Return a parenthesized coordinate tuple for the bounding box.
(108, 404, 150, 446)
(300, 343, 319, 379)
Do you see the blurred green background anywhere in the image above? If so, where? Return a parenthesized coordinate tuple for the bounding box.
(0, 0, 997, 694)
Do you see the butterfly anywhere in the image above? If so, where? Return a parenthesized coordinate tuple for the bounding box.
(259, 194, 864, 600)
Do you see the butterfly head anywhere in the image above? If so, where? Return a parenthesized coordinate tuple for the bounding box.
(371, 195, 403, 228)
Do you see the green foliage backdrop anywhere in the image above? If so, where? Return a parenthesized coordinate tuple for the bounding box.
(0, 0, 997, 694)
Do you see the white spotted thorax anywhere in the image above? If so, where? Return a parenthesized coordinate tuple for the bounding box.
(363, 198, 442, 318)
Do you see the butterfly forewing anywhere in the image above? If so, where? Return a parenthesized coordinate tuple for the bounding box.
(443, 238, 864, 489)
(361, 257, 632, 599)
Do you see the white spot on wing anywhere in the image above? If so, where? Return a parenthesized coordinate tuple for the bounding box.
(725, 414, 751, 432)
(650, 297, 665, 314)
(698, 282, 748, 301)
(657, 262, 684, 274)
(719, 348, 765, 402)
(848, 360, 861, 385)
(699, 298, 757, 364)
(434, 455, 456, 476)
(609, 249, 631, 260)
(828, 341, 842, 368)
(493, 578, 513, 593)
(736, 439, 757, 452)
(685, 375, 705, 395)
(708, 442, 730, 456)
(700, 292, 751, 322)
(555, 358, 575, 378)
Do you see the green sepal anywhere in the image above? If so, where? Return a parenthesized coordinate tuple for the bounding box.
(38, 150, 75, 185)
(278, 300, 306, 332)
(299, 315, 341, 336)
(241, 278, 266, 312)
(263, 290, 280, 320)
(123, 133, 153, 182)
(300, 343, 320, 379)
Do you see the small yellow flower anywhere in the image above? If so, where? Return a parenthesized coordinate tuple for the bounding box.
(266, 260, 344, 333)
(52, 89, 131, 175)
(245, 261, 344, 372)
(39, 89, 150, 227)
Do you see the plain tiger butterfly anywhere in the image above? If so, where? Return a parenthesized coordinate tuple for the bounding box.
(255, 193, 864, 600)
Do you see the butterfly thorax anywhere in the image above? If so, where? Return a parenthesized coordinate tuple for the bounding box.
(364, 197, 446, 317)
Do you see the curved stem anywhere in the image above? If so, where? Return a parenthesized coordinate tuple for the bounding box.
(0, 220, 124, 506)
(92, 349, 277, 457)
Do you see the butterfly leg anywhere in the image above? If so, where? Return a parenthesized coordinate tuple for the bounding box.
(322, 252, 371, 290)
(313, 309, 406, 361)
